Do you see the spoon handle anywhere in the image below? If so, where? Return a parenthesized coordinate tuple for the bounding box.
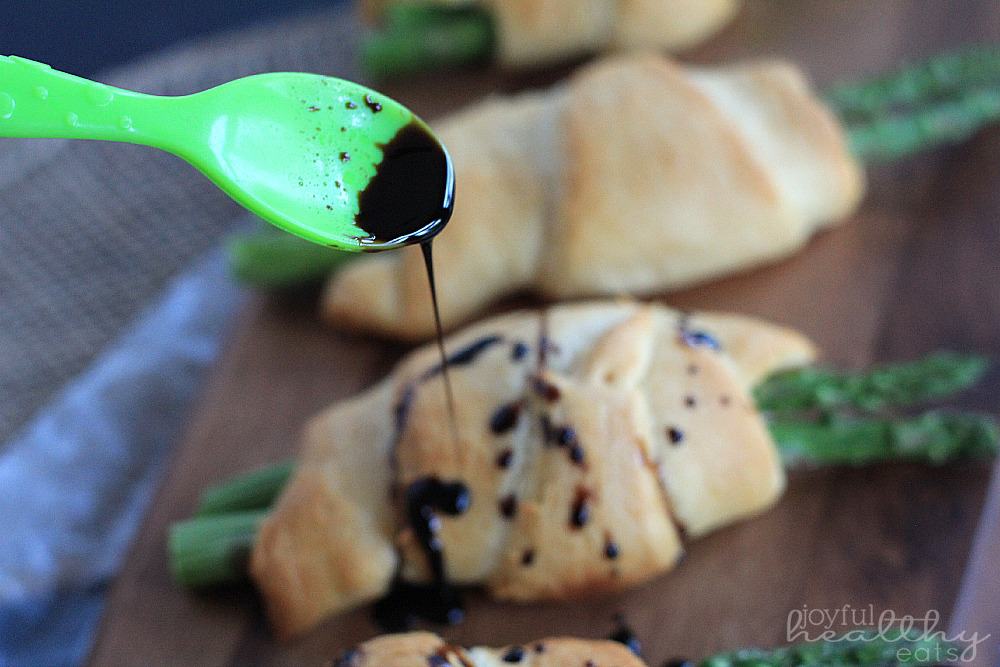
(0, 55, 183, 151)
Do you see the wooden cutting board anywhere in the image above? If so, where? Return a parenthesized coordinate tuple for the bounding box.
(90, 2, 1000, 665)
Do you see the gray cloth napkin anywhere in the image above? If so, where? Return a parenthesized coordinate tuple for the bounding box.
(0, 249, 246, 667)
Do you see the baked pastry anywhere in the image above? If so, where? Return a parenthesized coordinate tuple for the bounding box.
(321, 54, 864, 340)
(251, 301, 815, 637)
(333, 631, 646, 666)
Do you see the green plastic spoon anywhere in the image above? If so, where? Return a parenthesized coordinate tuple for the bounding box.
(0, 55, 453, 251)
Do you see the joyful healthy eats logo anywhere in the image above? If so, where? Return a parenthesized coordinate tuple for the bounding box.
(787, 604, 991, 663)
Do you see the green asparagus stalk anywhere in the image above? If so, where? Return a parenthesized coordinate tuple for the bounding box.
(169, 510, 267, 587)
(846, 85, 1000, 162)
(826, 45, 1000, 122)
(196, 459, 295, 516)
(361, 6, 494, 79)
(773, 411, 999, 467)
(700, 630, 958, 666)
(754, 351, 989, 416)
(227, 230, 354, 288)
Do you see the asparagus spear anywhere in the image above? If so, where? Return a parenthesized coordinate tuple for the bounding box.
(361, 5, 494, 79)
(196, 459, 295, 516)
(773, 411, 999, 467)
(753, 351, 989, 415)
(227, 230, 354, 288)
(846, 85, 1000, 162)
(700, 630, 957, 666)
(827, 45, 1000, 122)
(169, 510, 267, 587)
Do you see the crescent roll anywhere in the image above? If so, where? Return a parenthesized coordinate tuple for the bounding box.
(251, 301, 816, 637)
(322, 54, 864, 340)
(362, 0, 739, 66)
(333, 631, 646, 666)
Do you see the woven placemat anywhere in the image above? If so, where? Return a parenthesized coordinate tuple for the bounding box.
(0, 6, 362, 442)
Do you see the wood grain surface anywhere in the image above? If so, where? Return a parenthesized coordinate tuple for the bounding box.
(90, 2, 1000, 665)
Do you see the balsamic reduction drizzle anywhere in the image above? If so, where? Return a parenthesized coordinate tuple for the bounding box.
(501, 646, 525, 663)
(374, 477, 470, 631)
(355, 122, 454, 249)
(677, 315, 721, 351)
(421, 242, 459, 441)
(422, 335, 505, 380)
(490, 402, 522, 434)
(496, 448, 514, 469)
(345, 119, 470, 633)
(609, 615, 642, 656)
(333, 648, 362, 667)
(530, 375, 561, 402)
(499, 494, 518, 519)
(570, 487, 592, 529)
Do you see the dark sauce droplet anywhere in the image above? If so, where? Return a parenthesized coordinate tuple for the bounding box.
(679, 329, 721, 351)
(534, 643, 545, 654)
(499, 494, 518, 519)
(374, 477, 470, 631)
(568, 444, 585, 465)
(667, 426, 684, 444)
(531, 375, 561, 402)
(345, 100, 358, 109)
(496, 448, 514, 469)
(422, 335, 504, 380)
(604, 534, 620, 560)
(333, 648, 362, 667)
(521, 548, 535, 566)
(339, 151, 351, 163)
(610, 615, 642, 656)
(364, 94, 383, 113)
(552, 425, 577, 447)
(684, 395, 697, 408)
(490, 402, 522, 434)
(501, 646, 525, 663)
(511, 341, 530, 361)
(570, 487, 591, 529)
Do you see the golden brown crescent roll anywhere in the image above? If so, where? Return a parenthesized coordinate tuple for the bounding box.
(251, 301, 815, 638)
(362, 0, 739, 66)
(333, 631, 647, 666)
(321, 54, 864, 341)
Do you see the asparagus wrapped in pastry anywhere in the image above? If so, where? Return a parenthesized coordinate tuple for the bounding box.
(169, 302, 996, 638)
(229, 47, 1000, 322)
(331, 629, 957, 666)
(323, 53, 865, 339)
(332, 631, 643, 666)
(359, 0, 739, 76)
